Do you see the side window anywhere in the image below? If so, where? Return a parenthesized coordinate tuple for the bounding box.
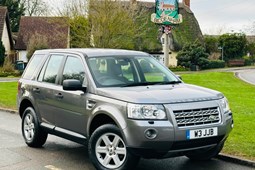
(38, 57, 48, 82)
(39, 55, 64, 84)
(62, 56, 85, 84)
(23, 54, 45, 79)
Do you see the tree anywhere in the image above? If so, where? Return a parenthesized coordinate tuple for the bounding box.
(69, 16, 91, 48)
(0, 0, 25, 32)
(58, 0, 88, 17)
(247, 42, 255, 56)
(58, 0, 90, 48)
(26, 33, 48, 61)
(21, 0, 49, 16)
(133, 9, 162, 52)
(177, 43, 209, 70)
(246, 42, 255, 64)
(57, 0, 161, 52)
(0, 41, 5, 66)
(89, 0, 151, 49)
(204, 35, 219, 54)
(218, 33, 247, 61)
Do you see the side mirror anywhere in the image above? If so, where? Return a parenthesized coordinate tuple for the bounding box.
(63, 79, 86, 91)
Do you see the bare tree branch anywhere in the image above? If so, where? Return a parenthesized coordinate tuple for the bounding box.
(22, 0, 51, 16)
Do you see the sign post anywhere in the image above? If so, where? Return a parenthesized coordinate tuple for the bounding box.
(151, 0, 182, 67)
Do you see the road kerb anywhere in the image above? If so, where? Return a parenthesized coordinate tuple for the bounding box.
(217, 153, 255, 168)
(0, 107, 18, 114)
(235, 72, 255, 86)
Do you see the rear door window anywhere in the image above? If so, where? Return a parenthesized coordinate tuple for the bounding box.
(38, 54, 64, 84)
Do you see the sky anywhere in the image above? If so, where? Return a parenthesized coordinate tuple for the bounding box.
(48, 0, 255, 35)
(190, 0, 255, 35)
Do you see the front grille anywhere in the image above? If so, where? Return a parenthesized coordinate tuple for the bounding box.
(173, 107, 220, 127)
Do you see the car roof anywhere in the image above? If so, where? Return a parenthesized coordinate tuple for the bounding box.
(33, 48, 149, 57)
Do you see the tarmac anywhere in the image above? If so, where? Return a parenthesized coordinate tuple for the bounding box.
(1, 109, 254, 168)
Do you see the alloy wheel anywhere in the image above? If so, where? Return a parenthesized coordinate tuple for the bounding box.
(95, 133, 127, 169)
(23, 113, 35, 141)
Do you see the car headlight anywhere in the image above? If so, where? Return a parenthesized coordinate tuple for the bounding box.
(219, 97, 231, 113)
(127, 104, 167, 120)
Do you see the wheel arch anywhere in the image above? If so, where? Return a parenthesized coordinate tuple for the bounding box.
(89, 114, 116, 136)
(19, 99, 34, 118)
(88, 107, 127, 139)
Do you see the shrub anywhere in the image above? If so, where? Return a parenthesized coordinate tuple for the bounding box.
(2, 57, 15, 73)
(218, 33, 247, 61)
(169, 65, 189, 72)
(177, 43, 209, 71)
(0, 57, 21, 77)
(243, 56, 253, 66)
(0, 73, 8, 77)
(201, 60, 225, 69)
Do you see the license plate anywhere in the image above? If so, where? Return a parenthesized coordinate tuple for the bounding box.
(186, 127, 218, 140)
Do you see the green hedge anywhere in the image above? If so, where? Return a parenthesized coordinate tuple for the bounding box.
(0, 71, 22, 77)
(244, 58, 252, 66)
(243, 56, 253, 66)
(202, 60, 225, 69)
(169, 65, 189, 72)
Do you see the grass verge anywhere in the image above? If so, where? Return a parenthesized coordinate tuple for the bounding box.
(0, 82, 17, 110)
(181, 72, 255, 161)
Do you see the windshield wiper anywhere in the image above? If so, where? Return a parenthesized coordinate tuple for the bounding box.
(154, 81, 182, 85)
(121, 81, 182, 87)
(121, 82, 154, 87)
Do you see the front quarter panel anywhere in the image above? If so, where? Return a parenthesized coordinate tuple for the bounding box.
(87, 94, 128, 136)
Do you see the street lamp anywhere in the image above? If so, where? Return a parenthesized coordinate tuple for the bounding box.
(218, 46, 224, 61)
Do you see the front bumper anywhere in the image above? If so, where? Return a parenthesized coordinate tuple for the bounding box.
(122, 111, 233, 158)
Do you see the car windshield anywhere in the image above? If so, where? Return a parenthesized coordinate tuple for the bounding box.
(87, 55, 181, 87)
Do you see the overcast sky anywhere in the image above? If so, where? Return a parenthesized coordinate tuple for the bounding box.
(190, 0, 255, 35)
(48, 0, 255, 35)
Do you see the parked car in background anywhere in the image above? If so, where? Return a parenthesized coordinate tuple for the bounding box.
(15, 60, 26, 71)
(17, 49, 233, 170)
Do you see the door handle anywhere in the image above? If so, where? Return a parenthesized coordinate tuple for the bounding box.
(55, 93, 63, 99)
(32, 88, 40, 93)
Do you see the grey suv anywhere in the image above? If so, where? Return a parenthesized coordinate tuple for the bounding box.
(17, 49, 233, 170)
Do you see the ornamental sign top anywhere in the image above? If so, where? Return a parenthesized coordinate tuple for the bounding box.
(151, 0, 183, 25)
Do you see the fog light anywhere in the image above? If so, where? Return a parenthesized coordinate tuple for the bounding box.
(144, 128, 158, 139)
(231, 120, 234, 128)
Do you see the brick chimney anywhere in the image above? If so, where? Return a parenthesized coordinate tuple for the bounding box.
(183, 0, 190, 7)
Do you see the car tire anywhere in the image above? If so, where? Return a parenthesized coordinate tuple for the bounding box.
(185, 141, 225, 161)
(88, 124, 140, 170)
(22, 107, 48, 148)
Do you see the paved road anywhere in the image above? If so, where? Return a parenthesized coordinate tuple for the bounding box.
(236, 69, 255, 85)
(0, 111, 253, 170)
(0, 78, 19, 82)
